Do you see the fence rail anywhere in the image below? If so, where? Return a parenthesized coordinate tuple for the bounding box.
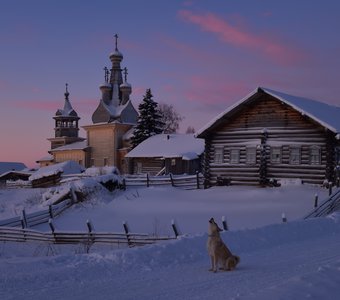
(304, 188, 340, 219)
(0, 199, 72, 228)
(0, 226, 177, 248)
(124, 173, 205, 190)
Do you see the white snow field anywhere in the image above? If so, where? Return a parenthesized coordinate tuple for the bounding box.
(1, 184, 340, 299)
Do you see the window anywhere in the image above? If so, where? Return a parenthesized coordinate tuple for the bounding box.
(171, 159, 176, 166)
(290, 147, 300, 165)
(137, 162, 142, 174)
(230, 149, 240, 164)
(104, 158, 108, 166)
(310, 146, 321, 165)
(246, 148, 256, 164)
(271, 147, 281, 164)
(214, 147, 224, 164)
(90, 158, 95, 167)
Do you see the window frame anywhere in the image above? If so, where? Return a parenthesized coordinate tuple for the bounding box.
(310, 146, 321, 165)
(270, 147, 282, 164)
(214, 147, 224, 164)
(289, 147, 301, 165)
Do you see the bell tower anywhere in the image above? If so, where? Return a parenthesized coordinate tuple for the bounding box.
(48, 84, 85, 149)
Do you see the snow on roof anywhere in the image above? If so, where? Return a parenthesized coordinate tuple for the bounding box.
(196, 87, 340, 137)
(50, 140, 88, 152)
(29, 160, 84, 181)
(36, 155, 54, 162)
(125, 134, 204, 160)
(0, 162, 27, 175)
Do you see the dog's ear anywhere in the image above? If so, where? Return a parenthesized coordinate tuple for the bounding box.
(209, 217, 214, 224)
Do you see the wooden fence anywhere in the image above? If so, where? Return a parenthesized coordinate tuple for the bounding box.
(0, 200, 72, 228)
(304, 188, 340, 219)
(124, 172, 205, 190)
(0, 221, 178, 249)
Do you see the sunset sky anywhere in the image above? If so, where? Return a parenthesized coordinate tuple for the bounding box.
(1, 0, 340, 167)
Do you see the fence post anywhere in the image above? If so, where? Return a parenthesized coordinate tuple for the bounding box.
(329, 182, 333, 196)
(48, 219, 55, 233)
(86, 220, 93, 233)
(337, 177, 340, 188)
(21, 209, 28, 228)
(122, 178, 126, 191)
(222, 216, 228, 231)
(282, 212, 287, 223)
(196, 171, 200, 189)
(171, 219, 179, 237)
(48, 205, 54, 218)
(123, 221, 132, 246)
(146, 173, 150, 187)
(314, 193, 318, 208)
(170, 173, 174, 187)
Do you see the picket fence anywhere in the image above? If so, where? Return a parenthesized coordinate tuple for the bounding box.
(124, 172, 205, 190)
(304, 188, 340, 219)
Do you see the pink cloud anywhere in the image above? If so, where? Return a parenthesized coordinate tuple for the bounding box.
(178, 10, 303, 65)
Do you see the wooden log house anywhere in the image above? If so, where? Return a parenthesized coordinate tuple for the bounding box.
(125, 134, 204, 176)
(196, 87, 340, 186)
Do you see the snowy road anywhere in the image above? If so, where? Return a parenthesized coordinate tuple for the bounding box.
(1, 215, 340, 300)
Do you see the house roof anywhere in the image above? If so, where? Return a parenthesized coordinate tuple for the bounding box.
(29, 160, 84, 181)
(125, 134, 205, 160)
(0, 162, 27, 175)
(196, 87, 340, 138)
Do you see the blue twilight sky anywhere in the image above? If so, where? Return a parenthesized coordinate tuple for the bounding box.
(1, 0, 340, 167)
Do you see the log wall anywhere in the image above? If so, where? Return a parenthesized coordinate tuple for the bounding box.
(205, 95, 335, 185)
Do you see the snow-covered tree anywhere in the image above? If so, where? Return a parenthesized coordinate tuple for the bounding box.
(131, 89, 164, 148)
(159, 103, 184, 134)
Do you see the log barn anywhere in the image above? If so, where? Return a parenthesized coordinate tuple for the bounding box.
(196, 87, 340, 186)
(125, 134, 204, 176)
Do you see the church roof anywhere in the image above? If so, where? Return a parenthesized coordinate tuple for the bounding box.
(55, 84, 78, 117)
(197, 87, 340, 137)
(50, 140, 88, 152)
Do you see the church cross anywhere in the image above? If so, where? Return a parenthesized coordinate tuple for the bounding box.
(114, 34, 118, 50)
(123, 67, 128, 82)
(103, 67, 109, 82)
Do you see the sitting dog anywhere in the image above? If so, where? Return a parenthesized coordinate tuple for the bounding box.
(207, 217, 240, 272)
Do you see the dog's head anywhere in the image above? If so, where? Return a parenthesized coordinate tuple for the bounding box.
(208, 217, 223, 234)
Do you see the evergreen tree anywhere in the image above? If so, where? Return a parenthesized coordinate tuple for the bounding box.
(131, 89, 164, 148)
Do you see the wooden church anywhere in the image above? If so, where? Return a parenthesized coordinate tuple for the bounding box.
(196, 87, 340, 186)
(37, 35, 138, 172)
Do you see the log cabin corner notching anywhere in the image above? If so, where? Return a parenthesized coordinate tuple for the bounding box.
(196, 87, 340, 186)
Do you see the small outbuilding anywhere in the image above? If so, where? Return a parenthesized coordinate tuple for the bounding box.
(125, 134, 204, 175)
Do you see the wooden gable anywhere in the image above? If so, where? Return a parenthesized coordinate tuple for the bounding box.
(199, 88, 339, 186)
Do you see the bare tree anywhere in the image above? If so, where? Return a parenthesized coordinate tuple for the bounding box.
(159, 103, 184, 134)
(185, 126, 195, 134)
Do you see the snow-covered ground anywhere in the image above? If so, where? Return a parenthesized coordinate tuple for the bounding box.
(1, 183, 340, 299)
